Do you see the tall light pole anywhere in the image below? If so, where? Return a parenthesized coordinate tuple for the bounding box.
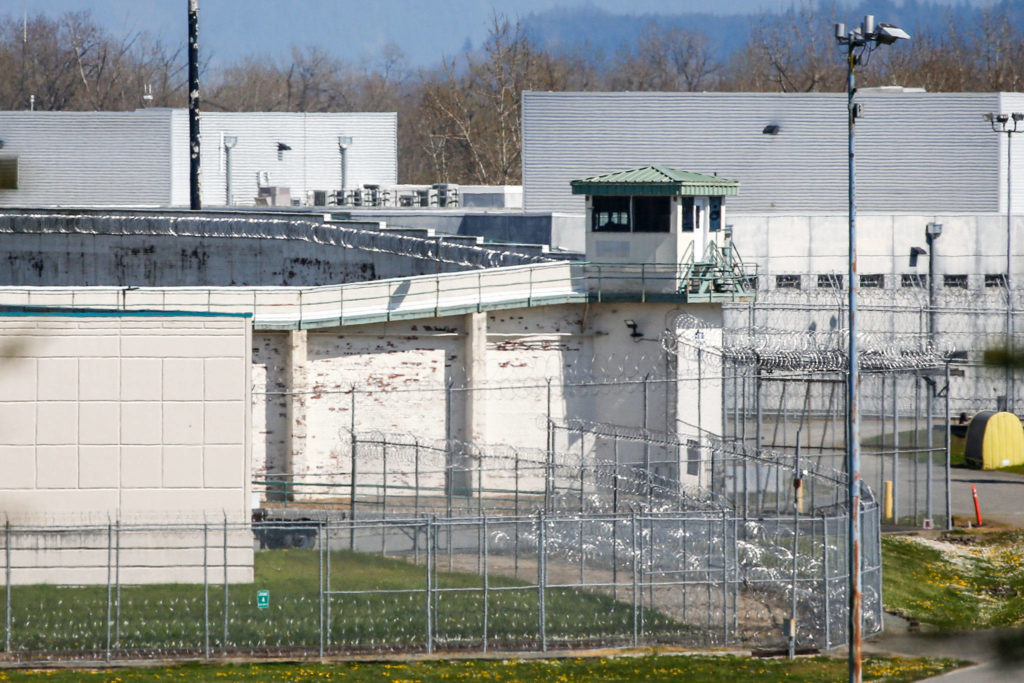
(984, 111, 1021, 413)
(834, 15, 909, 683)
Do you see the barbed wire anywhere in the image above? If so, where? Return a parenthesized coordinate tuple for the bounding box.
(0, 212, 556, 269)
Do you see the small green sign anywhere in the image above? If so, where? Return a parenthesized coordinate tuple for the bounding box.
(257, 589, 270, 609)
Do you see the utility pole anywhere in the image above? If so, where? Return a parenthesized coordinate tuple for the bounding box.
(188, 0, 202, 210)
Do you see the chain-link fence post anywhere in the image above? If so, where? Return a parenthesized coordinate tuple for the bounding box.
(482, 514, 489, 652)
(114, 520, 121, 648)
(4, 521, 10, 654)
(425, 516, 434, 655)
(105, 522, 112, 662)
(223, 518, 229, 649)
(203, 522, 209, 658)
(319, 519, 325, 658)
(537, 511, 546, 652)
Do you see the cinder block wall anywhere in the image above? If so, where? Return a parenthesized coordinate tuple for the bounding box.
(0, 312, 253, 584)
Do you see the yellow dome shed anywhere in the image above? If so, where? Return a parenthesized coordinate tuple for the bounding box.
(964, 411, 1024, 470)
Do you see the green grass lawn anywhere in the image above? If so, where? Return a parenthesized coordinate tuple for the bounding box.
(882, 529, 1024, 630)
(3, 550, 686, 656)
(0, 654, 967, 682)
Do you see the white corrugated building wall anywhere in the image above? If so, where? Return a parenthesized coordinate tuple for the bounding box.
(0, 109, 396, 208)
(521, 91, 1024, 215)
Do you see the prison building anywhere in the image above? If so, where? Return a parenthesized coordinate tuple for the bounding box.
(521, 90, 1024, 287)
(0, 109, 396, 208)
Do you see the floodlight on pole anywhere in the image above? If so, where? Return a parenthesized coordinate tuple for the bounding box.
(834, 14, 909, 683)
(984, 111, 1022, 413)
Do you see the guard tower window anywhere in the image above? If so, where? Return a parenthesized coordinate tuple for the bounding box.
(632, 196, 671, 233)
(591, 195, 670, 233)
(591, 195, 631, 232)
(681, 197, 695, 232)
(901, 274, 927, 288)
(985, 273, 1008, 288)
(709, 197, 722, 232)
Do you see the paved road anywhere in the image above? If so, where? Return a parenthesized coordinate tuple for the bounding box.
(949, 466, 1024, 527)
(865, 615, 1024, 681)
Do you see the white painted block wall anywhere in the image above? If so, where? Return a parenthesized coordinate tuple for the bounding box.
(0, 312, 253, 584)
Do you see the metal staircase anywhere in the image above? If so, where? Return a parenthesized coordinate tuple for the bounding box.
(679, 240, 757, 301)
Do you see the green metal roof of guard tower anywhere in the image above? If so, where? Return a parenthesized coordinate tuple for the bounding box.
(570, 165, 740, 197)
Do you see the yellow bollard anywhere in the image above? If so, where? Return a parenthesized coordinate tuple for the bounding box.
(884, 480, 894, 520)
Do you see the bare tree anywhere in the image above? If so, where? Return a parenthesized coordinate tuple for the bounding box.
(609, 22, 719, 91)
(420, 15, 565, 184)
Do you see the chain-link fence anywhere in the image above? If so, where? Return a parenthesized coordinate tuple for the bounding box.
(1, 504, 879, 662)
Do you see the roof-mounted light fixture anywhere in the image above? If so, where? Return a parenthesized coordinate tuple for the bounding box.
(762, 124, 781, 135)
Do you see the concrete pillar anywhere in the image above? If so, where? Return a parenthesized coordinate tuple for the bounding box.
(283, 329, 308, 499)
(449, 312, 486, 496)
(465, 311, 488, 444)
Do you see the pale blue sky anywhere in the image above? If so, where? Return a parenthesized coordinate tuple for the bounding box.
(10, 0, 1006, 67)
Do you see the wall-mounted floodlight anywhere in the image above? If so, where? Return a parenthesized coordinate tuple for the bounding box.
(623, 319, 642, 338)
(909, 246, 927, 267)
(223, 135, 238, 150)
(926, 222, 942, 237)
(762, 124, 781, 135)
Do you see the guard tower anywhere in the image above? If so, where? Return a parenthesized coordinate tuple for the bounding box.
(571, 165, 752, 299)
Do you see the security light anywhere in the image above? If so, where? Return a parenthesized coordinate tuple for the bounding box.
(277, 142, 292, 152)
(223, 135, 237, 149)
(875, 22, 910, 44)
(338, 136, 353, 149)
(997, 114, 1010, 124)
(926, 222, 942, 237)
(1014, 113, 1024, 123)
(623, 320, 642, 338)
(762, 124, 781, 135)
(909, 246, 927, 267)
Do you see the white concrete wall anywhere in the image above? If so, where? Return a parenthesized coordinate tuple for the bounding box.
(0, 312, 253, 582)
(251, 301, 722, 496)
(733, 213, 1023, 289)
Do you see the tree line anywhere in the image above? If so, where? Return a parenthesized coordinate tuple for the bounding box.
(2, 7, 1022, 185)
